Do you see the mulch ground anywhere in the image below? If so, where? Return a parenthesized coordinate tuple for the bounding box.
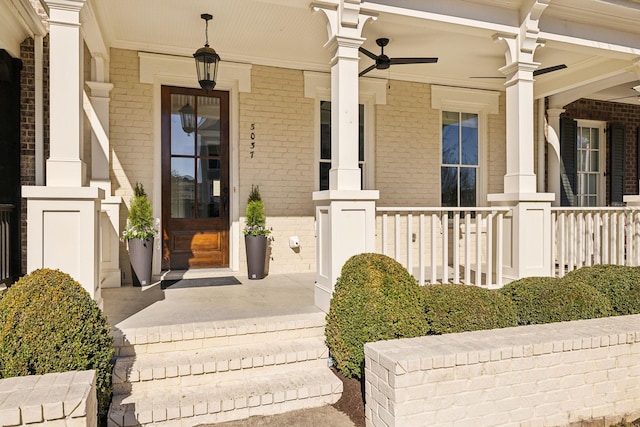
(331, 367, 365, 427)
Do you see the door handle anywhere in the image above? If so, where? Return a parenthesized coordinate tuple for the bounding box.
(222, 188, 228, 214)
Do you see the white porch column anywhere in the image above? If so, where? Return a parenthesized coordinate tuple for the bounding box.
(546, 107, 565, 207)
(46, 0, 86, 187)
(488, 1, 554, 281)
(86, 79, 122, 288)
(23, 0, 104, 305)
(312, 1, 379, 312)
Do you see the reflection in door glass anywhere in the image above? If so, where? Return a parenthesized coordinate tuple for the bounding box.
(171, 94, 196, 156)
(171, 157, 195, 218)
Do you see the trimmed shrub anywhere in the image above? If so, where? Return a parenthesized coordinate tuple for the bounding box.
(0, 269, 114, 419)
(499, 276, 612, 325)
(325, 253, 429, 379)
(422, 284, 518, 334)
(562, 264, 640, 316)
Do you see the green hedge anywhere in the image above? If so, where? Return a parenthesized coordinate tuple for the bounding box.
(562, 265, 640, 316)
(422, 284, 518, 334)
(325, 254, 429, 379)
(0, 269, 114, 420)
(498, 276, 612, 325)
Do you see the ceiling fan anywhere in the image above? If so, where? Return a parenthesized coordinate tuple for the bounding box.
(359, 38, 438, 77)
(470, 64, 567, 79)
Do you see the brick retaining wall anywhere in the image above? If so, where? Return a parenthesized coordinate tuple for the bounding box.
(0, 370, 96, 426)
(364, 315, 640, 426)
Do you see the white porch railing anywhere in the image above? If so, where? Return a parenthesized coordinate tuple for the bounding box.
(0, 204, 13, 283)
(551, 207, 640, 277)
(376, 207, 511, 287)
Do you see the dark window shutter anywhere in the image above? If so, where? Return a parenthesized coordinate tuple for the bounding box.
(559, 116, 577, 206)
(636, 127, 640, 184)
(610, 123, 626, 205)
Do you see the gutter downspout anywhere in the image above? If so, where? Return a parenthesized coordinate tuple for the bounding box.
(35, 34, 44, 186)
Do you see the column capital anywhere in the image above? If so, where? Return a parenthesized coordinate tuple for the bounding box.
(312, 1, 376, 41)
(44, 0, 86, 21)
(86, 81, 114, 98)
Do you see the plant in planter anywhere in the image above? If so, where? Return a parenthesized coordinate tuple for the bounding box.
(122, 183, 158, 286)
(244, 185, 270, 279)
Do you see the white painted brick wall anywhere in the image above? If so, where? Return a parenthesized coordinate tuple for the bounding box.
(109, 48, 154, 281)
(365, 315, 640, 427)
(0, 370, 97, 426)
(238, 65, 316, 273)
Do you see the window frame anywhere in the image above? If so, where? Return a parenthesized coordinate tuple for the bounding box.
(575, 119, 607, 207)
(432, 85, 499, 207)
(313, 88, 375, 191)
(441, 111, 480, 207)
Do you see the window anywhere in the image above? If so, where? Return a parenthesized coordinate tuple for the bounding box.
(441, 111, 479, 207)
(319, 101, 365, 191)
(576, 123, 604, 207)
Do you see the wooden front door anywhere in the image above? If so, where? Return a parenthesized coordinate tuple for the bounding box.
(161, 86, 229, 269)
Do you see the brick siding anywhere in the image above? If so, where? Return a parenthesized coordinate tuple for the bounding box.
(20, 35, 49, 274)
(563, 98, 640, 200)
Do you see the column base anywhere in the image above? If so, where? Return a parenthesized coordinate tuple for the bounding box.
(22, 186, 104, 304)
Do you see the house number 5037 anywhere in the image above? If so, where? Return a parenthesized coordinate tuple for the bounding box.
(250, 123, 256, 158)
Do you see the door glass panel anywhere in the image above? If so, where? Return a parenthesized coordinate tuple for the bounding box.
(196, 96, 221, 156)
(171, 94, 195, 156)
(171, 157, 195, 218)
(197, 159, 220, 218)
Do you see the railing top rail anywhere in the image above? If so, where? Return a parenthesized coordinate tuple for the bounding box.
(376, 206, 512, 213)
(0, 204, 15, 212)
(550, 206, 640, 212)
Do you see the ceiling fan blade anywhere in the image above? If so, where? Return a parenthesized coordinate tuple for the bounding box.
(359, 64, 378, 77)
(358, 47, 379, 61)
(389, 57, 438, 65)
(533, 64, 567, 77)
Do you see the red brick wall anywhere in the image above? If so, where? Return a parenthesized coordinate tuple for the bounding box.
(563, 98, 640, 201)
(20, 36, 50, 274)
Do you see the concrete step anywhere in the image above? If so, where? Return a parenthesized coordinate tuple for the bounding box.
(107, 367, 343, 427)
(112, 337, 330, 395)
(111, 312, 327, 356)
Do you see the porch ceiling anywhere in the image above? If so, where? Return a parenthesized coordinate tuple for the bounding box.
(86, 0, 640, 106)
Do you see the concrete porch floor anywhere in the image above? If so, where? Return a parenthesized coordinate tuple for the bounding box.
(102, 270, 322, 330)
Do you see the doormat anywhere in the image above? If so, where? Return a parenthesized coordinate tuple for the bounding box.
(161, 276, 242, 290)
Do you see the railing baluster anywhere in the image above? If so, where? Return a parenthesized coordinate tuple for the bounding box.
(442, 212, 449, 284)
(394, 213, 401, 265)
(594, 213, 601, 265)
(381, 213, 388, 256)
(419, 214, 425, 285)
(487, 212, 493, 287)
(463, 212, 470, 284)
(407, 214, 413, 275)
(453, 212, 460, 284)
(558, 212, 565, 278)
(496, 212, 503, 288)
(635, 212, 640, 267)
(603, 212, 610, 264)
(619, 212, 626, 265)
(475, 213, 482, 286)
(431, 213, 437, 284)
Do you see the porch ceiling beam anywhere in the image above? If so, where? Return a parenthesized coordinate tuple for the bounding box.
(81, 0, 109, 63)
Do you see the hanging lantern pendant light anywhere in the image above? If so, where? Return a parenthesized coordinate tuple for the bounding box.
(194, 13, 220, 92)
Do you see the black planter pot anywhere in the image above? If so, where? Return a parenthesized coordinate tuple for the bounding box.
(245, 234, 267, 279)
(128, 237, 153, 286)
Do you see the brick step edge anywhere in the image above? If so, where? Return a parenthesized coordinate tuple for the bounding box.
(107, 367, 342, 427)
(111, 312, 327, 355)
(113, 337, 329, 386)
